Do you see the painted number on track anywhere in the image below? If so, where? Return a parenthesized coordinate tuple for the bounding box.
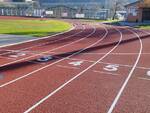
(147, 71, 150, 77)
(69, 61, 84, 66)
(103, 64, 119, 72)
(9, 52, 26, 58)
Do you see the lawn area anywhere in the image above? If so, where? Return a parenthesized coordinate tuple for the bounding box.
(94, 19, 119, 23)
(136, 24, 150, 30)
(0, 19, 72, 37)
(81, 19, 120, 25)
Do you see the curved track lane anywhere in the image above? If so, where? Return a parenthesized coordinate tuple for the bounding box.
(0, 22, 108, 113)
(0, 21, 149, 113)
(23, 25, 123, 113)
(0, 22, 84, 66)
(109, 27, 150, 113)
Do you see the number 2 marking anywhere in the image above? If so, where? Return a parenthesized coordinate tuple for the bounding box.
(103, 64, 119, 72)
(9, 52, 26, 58)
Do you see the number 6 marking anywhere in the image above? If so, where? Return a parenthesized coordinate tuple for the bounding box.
(147, 71, 150, 76)
(103, 64, 119, 72)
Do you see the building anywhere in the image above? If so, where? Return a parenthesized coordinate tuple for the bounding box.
(0, 0, 13, 2)
(0, 0, 43, 17)
(125, 0, 150, 22)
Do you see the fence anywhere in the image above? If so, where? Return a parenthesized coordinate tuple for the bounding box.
(0, 2, 109, 19)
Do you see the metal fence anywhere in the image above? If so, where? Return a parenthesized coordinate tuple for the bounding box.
(0, 2, 109, 19)
(44, 3, 109, 19)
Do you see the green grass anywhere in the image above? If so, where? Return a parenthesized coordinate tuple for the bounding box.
(94, 19, 119, 23)
(136, 24, 150, 30)
(81, 19, 119, 23)
(0, 19, 72, 37)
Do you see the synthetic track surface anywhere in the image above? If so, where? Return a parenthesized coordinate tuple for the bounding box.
(0, 19, 150, 113)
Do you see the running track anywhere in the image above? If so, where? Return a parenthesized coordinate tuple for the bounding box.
(0, 19, 150, 113)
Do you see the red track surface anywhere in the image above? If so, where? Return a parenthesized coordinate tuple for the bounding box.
(0, 18, 150, 113)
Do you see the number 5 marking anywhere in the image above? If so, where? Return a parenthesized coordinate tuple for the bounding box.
(103, 64, 119, 72)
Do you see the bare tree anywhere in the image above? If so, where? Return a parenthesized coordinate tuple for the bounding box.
(110, 0, 128, 20)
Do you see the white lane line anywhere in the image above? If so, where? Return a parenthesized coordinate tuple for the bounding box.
(57, 65, 80, 70)
(130, 26, 150, 35)
(0, 50, 56, 57)
(0, 24, 98, 88)
(57, 64, 121, 76)
(137, 77, 150, 81)
(81, 52, 150, 55)
(107, 28, 143, 113)
(0, 25, 88, 67)
(67, 58, 150, 70)
(57, 64, 120, 76)
(93, 70, 120, 76)
(0, 24, 79, 52)
(0, 56, 16, 60)
(0, 24, 82, 59)
(0, 24, 82, 58)
(24, 25, 121, 113)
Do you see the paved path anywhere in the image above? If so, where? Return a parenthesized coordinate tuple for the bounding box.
(0, 34, 37, 46)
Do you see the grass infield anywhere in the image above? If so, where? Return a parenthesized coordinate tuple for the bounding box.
(0, 19, 71, 37)
(137, 24, 150, 30)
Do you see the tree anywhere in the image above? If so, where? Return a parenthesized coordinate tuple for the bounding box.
(110, 0, 128, 20)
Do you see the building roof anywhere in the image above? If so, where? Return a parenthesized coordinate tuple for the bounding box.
(125, 0, 143, 7)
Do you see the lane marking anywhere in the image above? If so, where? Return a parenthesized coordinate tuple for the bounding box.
(81, 52, 150, 55)
(57, 65, 80, 70)
(67, 58, 150, 70)
(0, 24, 98, 88)
(0, 24, 81, 63)
(57, 65, 120, 76)
(107, 27, 143, 113)
(0, 23, 75, 48)
(69, 61, 84, 66)
(24, 25, 121, 113)
(0, 25, 87, 67)
(93, 70, 120, 76)
(138, 77, 150, 81)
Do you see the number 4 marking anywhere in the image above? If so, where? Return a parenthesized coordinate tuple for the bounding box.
(69, 61, 84, 66)
(103, 64, 119, 72)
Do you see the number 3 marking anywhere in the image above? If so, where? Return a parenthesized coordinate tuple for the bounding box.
(103, 64, 119, 72)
